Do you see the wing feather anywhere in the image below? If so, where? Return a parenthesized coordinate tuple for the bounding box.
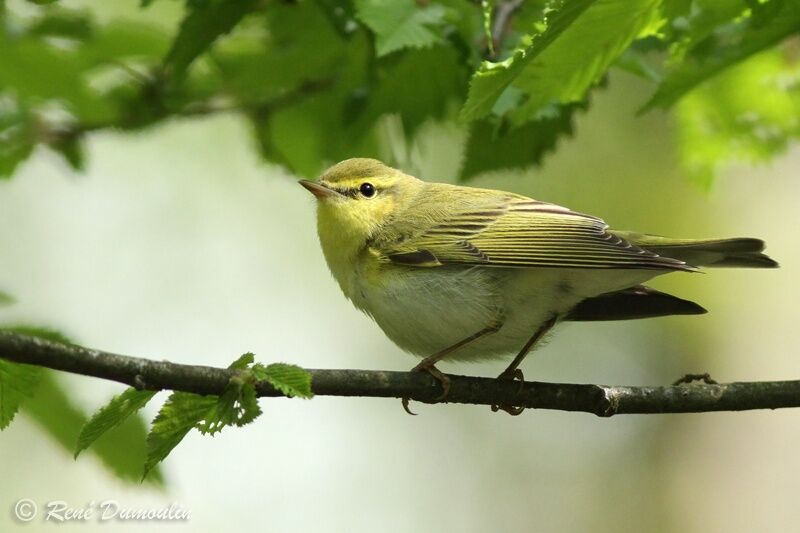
(373, 194, 694, 271)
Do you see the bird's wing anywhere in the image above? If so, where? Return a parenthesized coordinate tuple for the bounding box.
(373, 195, 695, 271)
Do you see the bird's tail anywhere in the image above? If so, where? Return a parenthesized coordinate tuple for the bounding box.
(611, 232, 779, 268)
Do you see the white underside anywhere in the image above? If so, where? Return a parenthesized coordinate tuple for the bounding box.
(346, 264, 661, 362)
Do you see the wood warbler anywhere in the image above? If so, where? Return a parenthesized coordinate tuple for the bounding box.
(300, 158, 777, 413)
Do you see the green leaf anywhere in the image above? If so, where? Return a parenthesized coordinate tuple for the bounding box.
(144, 391, 216, 478)
(675, 49, 800, 186)
(506, 0, 661, 124)
(28, 9, 94, 40)
(0, 104, 35, 179)
(462, 0, 661, 124)
(460, 103, 585, 180)
(75, 388, 157, 458)
(49, 135, 86, 172)
(0, 33, 117, 124)
(254, 363, 313, 399)
(643, 1, 800, 110)
(251, 31, 381, 177)
(355, 0, 448, 56)
(460, 0, 597, 121)
(0, 360, 43, 429)
(213, 1, 348, 104)
(228, 352, 255, 370)
(24, 371, 163, 485)
(1, 326, 162, 482)
(196, 377, 261, 435)
(144, 352, 266, 475)
(164, 0, 258, 79)
(197, 351, 262, 435)
(0, 291, 14, 307)
(354, 46, 468, 138)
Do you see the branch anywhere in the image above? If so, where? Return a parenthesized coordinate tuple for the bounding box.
(1, 331, 798, 417)
(39, 76, 333, 145)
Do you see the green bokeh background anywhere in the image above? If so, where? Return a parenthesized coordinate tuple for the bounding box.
(0, 69, 798, 531)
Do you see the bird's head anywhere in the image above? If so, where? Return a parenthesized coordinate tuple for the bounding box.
(300, 158, 422, 246)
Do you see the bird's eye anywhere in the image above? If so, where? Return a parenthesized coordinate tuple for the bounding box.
(359, 182, 376, 198)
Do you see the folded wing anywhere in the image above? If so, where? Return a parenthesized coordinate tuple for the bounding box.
(376, 195, 695, 271)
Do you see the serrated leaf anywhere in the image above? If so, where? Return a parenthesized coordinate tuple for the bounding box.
(355, 0, 448, 56)
(196, 379, 261, 435)
(144, 352, 267, 473)
(164, 0, 258, 79)
(228, 352, 254, 371)
(196, 352, 262, 434)
(642, 1, 800, 111)
(506, 0, 661, 124)
(75, 388, 157, 458)
(254, 363, 313, 399)
(460, 0, 596, 121)
(460, 103, 585, 180)
(462, 0, 661, 124)
(144, 391, 216, 478)
(0, 360, 43, 429)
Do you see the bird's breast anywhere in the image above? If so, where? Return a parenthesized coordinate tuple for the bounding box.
(350, 262, 504, 359)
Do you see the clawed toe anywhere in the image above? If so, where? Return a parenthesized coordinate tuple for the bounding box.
(491, 404, 525, 416)
(400, 362, 451, 414)
(491, 368, 526, 415)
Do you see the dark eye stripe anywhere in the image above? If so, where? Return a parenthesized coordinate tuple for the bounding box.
(327, 184, 379, 198)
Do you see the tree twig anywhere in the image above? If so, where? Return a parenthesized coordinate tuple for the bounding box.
(1, 331, 798, 417)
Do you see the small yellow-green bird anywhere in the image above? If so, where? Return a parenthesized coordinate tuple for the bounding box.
(300, 158, 777, 413)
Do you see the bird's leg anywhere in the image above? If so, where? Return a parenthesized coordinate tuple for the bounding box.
(402, 322, 503, 414)
(491, 316, 558, 416)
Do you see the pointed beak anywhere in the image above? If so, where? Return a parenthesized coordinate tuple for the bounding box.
(299, 180, 341, 200)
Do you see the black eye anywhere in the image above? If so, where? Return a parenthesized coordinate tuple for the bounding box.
(359, 182, 376, 198)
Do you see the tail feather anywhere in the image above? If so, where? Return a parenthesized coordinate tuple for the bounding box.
(565, 286, 707, 321)
(611, 232, 778, 268)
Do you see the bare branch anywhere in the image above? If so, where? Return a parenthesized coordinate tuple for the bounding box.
(1, 331, 798, 417)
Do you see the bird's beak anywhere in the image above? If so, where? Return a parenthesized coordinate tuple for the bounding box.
(299, 180, 342, 200)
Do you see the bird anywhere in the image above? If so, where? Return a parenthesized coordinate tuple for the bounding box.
(299, 158, 778, 414)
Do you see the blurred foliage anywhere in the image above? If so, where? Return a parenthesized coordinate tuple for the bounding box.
(0, 358, 41, 429)
(0, 313, 312, 480)
(676, 48, 800, 187)
(0, 0, 797, 183)
(0, 324, 164, 485)
(24, 370, 165, 486)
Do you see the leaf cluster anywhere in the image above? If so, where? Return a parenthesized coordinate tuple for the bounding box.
(0, 0, 797, 183)
(0, 322, 312, 481)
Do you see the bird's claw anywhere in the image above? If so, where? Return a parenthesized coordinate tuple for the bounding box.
(491, 368, 526, 415)
(400, 361, 451, 415)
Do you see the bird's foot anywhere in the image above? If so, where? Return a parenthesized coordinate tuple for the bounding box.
(491, 368, 526, 416)
(401, 361, 451, 415)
